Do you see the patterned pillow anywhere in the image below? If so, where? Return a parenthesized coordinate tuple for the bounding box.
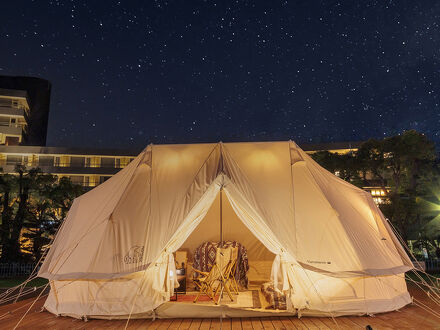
(261, 282, 287, 310)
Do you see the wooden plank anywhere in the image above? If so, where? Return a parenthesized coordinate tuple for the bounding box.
(310, 317, 331, 329)
(148, 318, 169, 330)
(241, 317, 253, 329)
(286, 316, 307, 330)
(260, 317, 275, 329)
(169, 318, 183, 329)
(269, 317, 287, 329)
(210, 317, 222, 330)
(297, 317, 320, 329)
(250, 317, 264, 330)
(346, 316, 394, 330)
(199, 317, 212, 329)
(327, 317, 360, 329)
(179, 318, 193, 330)
(189, 318, 202, 330)
(125, 318, 152, 330)
(220, 318, 232, 330)
(231, 317, 242, 330)
(315, 317, 342, 329)
(278, 316, 298, 329)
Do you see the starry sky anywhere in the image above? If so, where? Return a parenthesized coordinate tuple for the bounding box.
(1, 1, 439, 148)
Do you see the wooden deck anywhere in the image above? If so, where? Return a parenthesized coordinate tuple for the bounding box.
(0, 285, 439, 329)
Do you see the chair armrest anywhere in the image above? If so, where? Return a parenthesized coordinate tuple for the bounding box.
(192, 267, 209, 276)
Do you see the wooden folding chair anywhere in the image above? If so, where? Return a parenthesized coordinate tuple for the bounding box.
(227, 247, 239, 294)
(192, 247, 233, 304)
(212, 247, 239, 304)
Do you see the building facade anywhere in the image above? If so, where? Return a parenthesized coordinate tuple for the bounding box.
(0, 76, 51, 146)
(0, 145, 138, 188)
(0, 88, 29, 145)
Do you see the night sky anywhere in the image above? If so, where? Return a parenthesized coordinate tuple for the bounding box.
(1, 1, 439, 148)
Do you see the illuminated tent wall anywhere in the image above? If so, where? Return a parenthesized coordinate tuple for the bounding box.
(38, 141, 413, 319)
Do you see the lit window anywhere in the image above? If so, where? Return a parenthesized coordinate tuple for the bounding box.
(118, 157, 130, 168)
(54, 155, 70, 167)
(89, 176, 99, 187)
(85, 156, 101, 168)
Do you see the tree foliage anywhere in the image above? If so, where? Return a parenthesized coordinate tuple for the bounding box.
(312, 130, 439, 249)
(0, 168, 83, 262)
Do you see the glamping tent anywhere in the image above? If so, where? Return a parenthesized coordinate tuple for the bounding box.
(38, 141, 413, 319)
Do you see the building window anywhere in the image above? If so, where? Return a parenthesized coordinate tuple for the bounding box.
(54, 155, 70, 167)
(99, 176, 111, 184)
(373, 197, 383, 204)
(68, 176, 84, 185)
(371, 189, 387, 197)
(116, 157, 131, 168)
(27, 155, 38, 167)
(101, 157, 115, 168)
(85, 156, 101, 168)
(83, 175, 99, 187)
(6, 155, 23, 165)
(38, 156, 54, 166)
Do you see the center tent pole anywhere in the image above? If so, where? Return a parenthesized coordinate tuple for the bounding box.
(220, 186, 223, 248)
(218, 185, 224, 305)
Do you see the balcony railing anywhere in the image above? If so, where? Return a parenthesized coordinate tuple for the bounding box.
(0, 161, 128, 169)
(52, 162, 124, 169)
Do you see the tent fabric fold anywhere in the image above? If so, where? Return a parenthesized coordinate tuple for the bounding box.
(39, 141, 413, 318)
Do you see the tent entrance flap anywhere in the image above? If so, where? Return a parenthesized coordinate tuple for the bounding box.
(180, 189, 275, 262)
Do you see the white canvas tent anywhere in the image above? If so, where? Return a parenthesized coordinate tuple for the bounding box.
(38, 141, 413, 319)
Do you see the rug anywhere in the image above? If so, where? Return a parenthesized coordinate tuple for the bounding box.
(175, 294, 219, 302)
(171, 290, 262, 309)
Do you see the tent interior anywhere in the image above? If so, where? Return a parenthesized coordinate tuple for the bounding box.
(174, 188, 279, 311)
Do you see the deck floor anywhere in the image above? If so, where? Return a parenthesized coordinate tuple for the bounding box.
(0, 285, 439, 329)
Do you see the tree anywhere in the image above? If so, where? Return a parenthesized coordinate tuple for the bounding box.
(311, 150, 362, 186)
(375, 131, 436, 242)
(0, 167, 83, 262)
(0, 170, 15, 260)
(312, 130, 439, 245)
(20, 176, 83, 261)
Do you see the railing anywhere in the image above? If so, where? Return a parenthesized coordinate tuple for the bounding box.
(0, 263, 37, 278)
(0, 123, 22, 128)
(425, 258, 440, 272)
(1, 161, 127, 169)
(413, 259, 440, 272)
